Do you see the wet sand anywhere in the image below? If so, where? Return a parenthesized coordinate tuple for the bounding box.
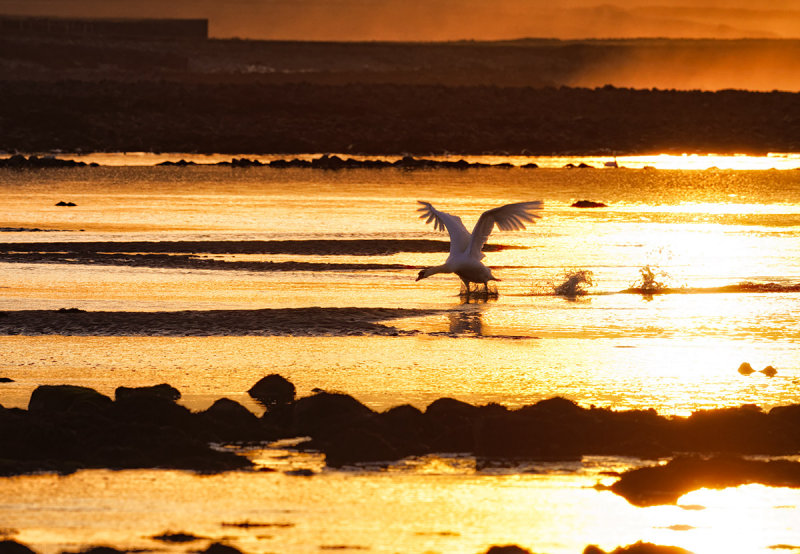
(0, 239, 509, 256)
(0, 239, 517, 273)
(0, 307, 439, 336)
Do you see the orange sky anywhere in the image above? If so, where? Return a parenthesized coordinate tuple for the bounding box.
(2, 1, 800, 41)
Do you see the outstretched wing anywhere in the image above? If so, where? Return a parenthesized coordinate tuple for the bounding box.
(417, 201, 471, 256)
(469, 201, 543, 260)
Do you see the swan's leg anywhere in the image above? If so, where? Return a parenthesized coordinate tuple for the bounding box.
(460, 277, 471, 296)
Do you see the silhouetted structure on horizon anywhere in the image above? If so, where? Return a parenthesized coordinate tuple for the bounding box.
(0, 15, 207, 40)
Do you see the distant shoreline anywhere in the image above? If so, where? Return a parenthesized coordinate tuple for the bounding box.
(2, 34, 800, 155)
(2, 82, 799, 155)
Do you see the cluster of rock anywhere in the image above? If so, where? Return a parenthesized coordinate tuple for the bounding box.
(0, 539, 691, 554)
(159, 154, 533, 170)
(4, 374, 800, 477)
(0, 383, 262, 476)
(0, 155, 95, 168)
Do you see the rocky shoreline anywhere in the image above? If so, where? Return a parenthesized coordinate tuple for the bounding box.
(3, 376, 798, 553)
(0, 538, 693, 554)
(3, 375, 800, 499)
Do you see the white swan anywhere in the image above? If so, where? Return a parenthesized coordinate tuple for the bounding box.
(415, 200, 543, 293)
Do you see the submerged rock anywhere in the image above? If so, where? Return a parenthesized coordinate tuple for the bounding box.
(609, 455, 800, 507)
(248, 374, 296, 408)
(583, 542, 693, 554)
(761, 365, 777, 377)
(199, 398, 267, 441)
(200, 543, 245, 554)
(0, 540, 38, 554)
(293, 391, 375, 437)
(483, 546, 533, 554)
(28, 384, 112, 415)
(115, 383, 181, 402)
(0, 155, 88, 169)
(571, 200, 607, 208)
(738, 362, 755, 375)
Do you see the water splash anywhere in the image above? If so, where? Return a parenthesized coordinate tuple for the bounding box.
(629, 265, 670, 298)
(460, 282, 498, 298)
(553, 269, 595, 298)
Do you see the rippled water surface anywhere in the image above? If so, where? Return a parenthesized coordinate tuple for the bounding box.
(1, 157, 800, 553)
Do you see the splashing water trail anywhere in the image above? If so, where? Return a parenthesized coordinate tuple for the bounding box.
(553, 269, 595, 298)
(631, 265, 670, 298)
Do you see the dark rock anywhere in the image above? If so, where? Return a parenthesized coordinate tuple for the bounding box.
(200, 543, 244, 554)
(680, 404, 773, 454)
(199, 398, 266, 441)
(310, 154, 347, 169)
(425, 397, 479, 422)
(761, 365, 777, 377)
(285, 468, 315, 476)
(323, 425, 399, 467)
(113, 384, 196, 434)
(425, 397, 480, 452)
(28, 385, 112, 415)
(55, 201, 77, 207)
(521, 162, 539, 168)
(248, 374, 295, 408)
(475, 398, 589, 460)
(0, 540, 37, 554)
(115, 383, 181, 403)
(381, 404, 432, 452)
(0, 377, 14, 383)
(0, 155, 86, 169)
(610, 455, 800, 507)
(571, 200, 607, 208)
(156, 159, 196, 166)
(152, 532, 203, 543)
(72, 548, 127, 554)
(738, 362, 755, 375)
(484, 546, 533, 554)
(584, 543, 692, 554)
(293, 391, 375, 438)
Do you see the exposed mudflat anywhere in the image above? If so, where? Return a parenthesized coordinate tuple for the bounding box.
(0, 307, 438, 336)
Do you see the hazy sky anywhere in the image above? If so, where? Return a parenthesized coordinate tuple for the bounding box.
(2, 0, 800, 41)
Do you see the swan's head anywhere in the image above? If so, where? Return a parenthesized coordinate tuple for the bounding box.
(416, 268, 430, 281)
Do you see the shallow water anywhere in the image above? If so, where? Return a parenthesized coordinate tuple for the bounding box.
(2, 157, 800, 553)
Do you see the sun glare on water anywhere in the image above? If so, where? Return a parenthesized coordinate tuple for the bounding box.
(673, 485, 800, 554)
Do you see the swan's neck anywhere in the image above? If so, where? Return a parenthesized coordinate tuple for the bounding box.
(424, 264, 450, 278)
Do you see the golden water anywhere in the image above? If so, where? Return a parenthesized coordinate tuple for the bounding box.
(1, 158, 800, 553)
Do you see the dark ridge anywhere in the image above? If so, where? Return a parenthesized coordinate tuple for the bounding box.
(2, 81, 799, 155)
(0, 239, 514, 255)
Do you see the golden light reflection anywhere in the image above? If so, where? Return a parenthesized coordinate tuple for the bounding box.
(675, 485, 800, 554)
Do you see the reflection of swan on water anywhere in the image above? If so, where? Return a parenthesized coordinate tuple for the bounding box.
(415, 200, 543, 295)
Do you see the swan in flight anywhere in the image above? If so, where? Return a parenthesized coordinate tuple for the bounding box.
(415, 200, 543, 294)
